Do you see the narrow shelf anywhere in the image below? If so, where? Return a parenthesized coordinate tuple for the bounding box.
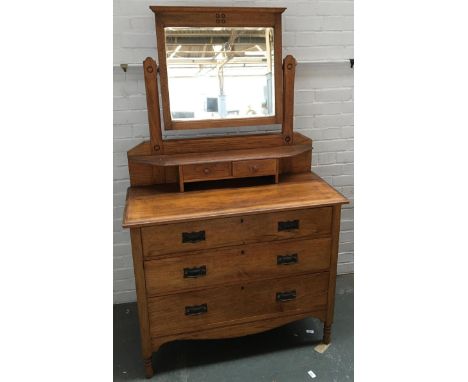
(130, 144, 311, 167)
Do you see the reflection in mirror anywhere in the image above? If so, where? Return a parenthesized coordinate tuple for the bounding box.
(165, 27, 275, 121)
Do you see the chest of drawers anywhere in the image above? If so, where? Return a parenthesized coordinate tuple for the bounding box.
(123, 172, 348, 377)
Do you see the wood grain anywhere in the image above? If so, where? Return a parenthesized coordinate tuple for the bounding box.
(151, 309, 327, 351)
(232, 158, 277, 178)
(148, 272, 329, 337)
(143, 57, 164, 154)
(123, 172, 347, 227)
(122, 7, 349, 377)
(323, 204, 342, 344)
(129, 229, 153, 376)
(182, 162, 232, 182)
(152, 6, 285, 130)
(129, 144, 311, 167)
(282, 55, 297, 144)
(150, 6, 286, 14)
(141, 207, 332, 257)
(144, 237, 332, 296)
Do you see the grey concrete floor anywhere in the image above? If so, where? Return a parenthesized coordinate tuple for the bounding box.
(114, 274, 353, 382)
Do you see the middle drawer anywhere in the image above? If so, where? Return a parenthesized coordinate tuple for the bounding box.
(144, 237, 332, 296)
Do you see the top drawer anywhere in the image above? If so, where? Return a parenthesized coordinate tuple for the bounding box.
(141, 207, 332, 257)
(232, 159, 277, 178)
(182, 162, 231, 182)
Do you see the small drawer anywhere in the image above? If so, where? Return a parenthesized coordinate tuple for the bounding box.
(182, 162, 231, 182)
(144, 238, 332, 295)
(232, 159, 277, 178)
(148, 272, 329, 337)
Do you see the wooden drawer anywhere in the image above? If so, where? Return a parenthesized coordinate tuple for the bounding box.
(148, 272, 329, 337)
(141, 207, 332, 257)
(145, 238, 331, 295)
(232, 159, 277, 178)
(182, 162, 231, 182)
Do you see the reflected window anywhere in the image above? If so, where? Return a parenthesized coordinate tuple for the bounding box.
(165, 27, 275, 121)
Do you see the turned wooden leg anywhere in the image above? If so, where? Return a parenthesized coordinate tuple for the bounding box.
(144, 357, 154, 379)
(323, 323, 332, 344)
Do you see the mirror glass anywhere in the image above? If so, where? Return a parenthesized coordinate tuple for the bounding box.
(164, 27, 275, 121)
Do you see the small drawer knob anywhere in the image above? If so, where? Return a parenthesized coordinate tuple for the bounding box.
(203, 168, 210, 174)
(250, 165, 258, 173)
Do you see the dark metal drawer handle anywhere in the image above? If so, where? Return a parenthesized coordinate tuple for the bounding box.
(182, 230, 205, 243)
(185, 304, 208, 316)
(183, 265, 207, 278)
(276, 290, 297, 302)
(277, 253, 298, 265)
(278, 220, 299, 231)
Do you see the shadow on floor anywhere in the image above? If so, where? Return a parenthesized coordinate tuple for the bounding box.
(114, 274, 353, 382)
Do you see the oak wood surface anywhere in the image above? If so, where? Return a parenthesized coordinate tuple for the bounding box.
(141, 207, 332, 257)
(144, 237, 332, 296)
(161, 132, 306, 155)
(129, 229, 153, 375)
(126, 132, 313, 187)
(148, 272, 329, 337)
(282, 55, 297, 144)
(323, 204, 342, 343)
(123, 172, 347, 227)
(232, 158, 277, 178)
(123, 6, 349, 378)
(130, 144, 311, 167)
(152, 6, 284, 130)
(143, 58, 164, 154)
(151, 309, 327, 351)
(182, 161, 232, 182)
(150, 6, 286, 14)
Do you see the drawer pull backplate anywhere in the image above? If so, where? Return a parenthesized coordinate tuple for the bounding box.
(182, 230, 206, 243)
(278, 220, 299, 231)
(183, 265, 207, 278)
(276, 290, 297, 302)
(277, 253, 298, 265)
(185, 304, 208, 316)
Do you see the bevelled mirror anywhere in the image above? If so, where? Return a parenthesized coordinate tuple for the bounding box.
(152, 6, 285, 130)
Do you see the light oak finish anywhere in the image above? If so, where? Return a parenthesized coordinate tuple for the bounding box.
(130, 144, 311, 167)
(123, 172, 346, 228)
(144, 237, 332, 296)
(129, 229, 153, 378)
(282, 55, 297, 144)
(124, 176, 348, 377)
(152, 6, 284, 130)
(130, 145, 311, 191)
(232, 158, 278, 179)
(143, 58, 164, 155)
(181, 162, 232, 182)
(148, 272, 329, 337)
(123, 6, 349, 378)
(140, 207, 332, 257)
(150, 309, 327, 351)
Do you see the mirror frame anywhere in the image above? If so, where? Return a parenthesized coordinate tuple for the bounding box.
(151, 6, 285, 131)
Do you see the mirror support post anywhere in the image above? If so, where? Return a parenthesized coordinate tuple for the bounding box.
(282, 55, 297, 145)
(143, 57, 164, 154)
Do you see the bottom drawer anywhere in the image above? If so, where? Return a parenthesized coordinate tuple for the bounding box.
(148, 272, 329, 337)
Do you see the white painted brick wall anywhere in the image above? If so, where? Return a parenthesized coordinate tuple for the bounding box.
(113, 0, 354, 303)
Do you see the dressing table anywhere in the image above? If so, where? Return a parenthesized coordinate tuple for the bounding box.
(122, 6, 348, 378)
